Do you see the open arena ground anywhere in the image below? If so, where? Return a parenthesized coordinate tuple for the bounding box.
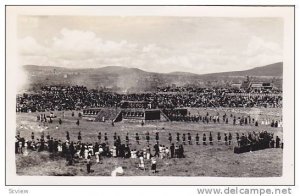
(16, 108, 283, 177)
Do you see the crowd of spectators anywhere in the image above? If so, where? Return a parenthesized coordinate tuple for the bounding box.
(157, 85, 282, 94)
(234, 131, 282, 153)
(16, 85, 282, 113)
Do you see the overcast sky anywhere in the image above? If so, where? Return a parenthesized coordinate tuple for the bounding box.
(18, 16, 283, 74)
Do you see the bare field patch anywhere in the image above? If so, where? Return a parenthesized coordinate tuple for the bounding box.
(15, 109, 283, 177)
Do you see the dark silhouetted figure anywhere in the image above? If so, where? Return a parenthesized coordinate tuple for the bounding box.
(217, 132, 221, 143)
(98, 132, 101, 141)
(154, 142, 159, 157)
(135, 133, 140, 144)
(203, 133, 207, 145)
(168, 133, 172, 143)
(188, 133, 192, 145)
(229, 133, 232, 145)
(182, 134, 186, 145)
(86, 155, 91, 173)
(155, 132, 159, 142)
(195, 133, 199, 145)
(224, 133, 228, 145)
(104, 133, 108, 142)
(209, 132, 213, 145)
(78, 131, 82, 141)
(170, 143, 175, 158)
(276, 136, 281, 148)
(176, 133, 180, 143)
(46, 132, 50, 140)
(66, 131, 70, 141)
(125, 133, 129, 143)
(146, 132, 150, 143)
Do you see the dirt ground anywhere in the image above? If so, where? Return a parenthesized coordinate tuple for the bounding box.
(15, 108, 283, 177)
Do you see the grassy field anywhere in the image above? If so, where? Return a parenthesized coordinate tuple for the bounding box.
(15, 108, 283, 177)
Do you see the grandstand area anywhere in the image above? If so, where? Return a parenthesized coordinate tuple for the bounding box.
(15, 84, 283, 176)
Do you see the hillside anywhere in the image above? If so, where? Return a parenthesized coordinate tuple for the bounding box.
(22, 62, 283, 92)
(202, 62, 283, 77)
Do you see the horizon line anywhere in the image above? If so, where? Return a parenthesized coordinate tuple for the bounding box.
(22, 61, 283, 76)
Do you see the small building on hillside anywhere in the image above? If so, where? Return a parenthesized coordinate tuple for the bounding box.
(233, 76, 274, 92)
(261, 82, 273, 90)
(249, 82, 273, 91)
(231, 83, 242, 89)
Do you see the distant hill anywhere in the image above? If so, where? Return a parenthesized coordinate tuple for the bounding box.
(22, 62, 283, 92)
(202, 62, 283, 77)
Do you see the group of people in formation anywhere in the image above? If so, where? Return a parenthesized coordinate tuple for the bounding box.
(164, 110, 282, 129)
(34, 110, 282, 134)
(15, 125, 283, 174)
(15, 130, 187, 174)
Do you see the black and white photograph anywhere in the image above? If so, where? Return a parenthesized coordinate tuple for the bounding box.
(5, 6, 295, 186)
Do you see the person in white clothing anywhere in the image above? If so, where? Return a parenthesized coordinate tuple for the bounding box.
(112, 146, 117, 157)
(23, 141, 28, 156)
(95, 151, 100, 163)
(18, 141, 23, 154)
(131, 150, 135, 158)
(139, 156, 145, 170)
(58, 143, 62, 152)
(165, 147, 170, 158)
(159, 145, 163, 159)
(88, 145, 94, 156)
(84, 146, 89, 160)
